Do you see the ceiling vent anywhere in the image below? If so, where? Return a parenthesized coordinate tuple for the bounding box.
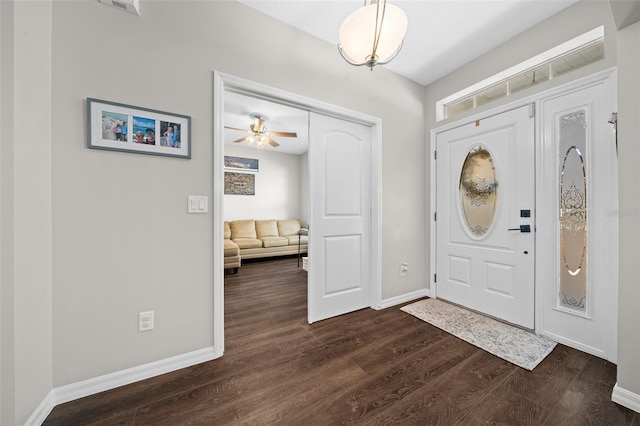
(97, 0, 140, 15)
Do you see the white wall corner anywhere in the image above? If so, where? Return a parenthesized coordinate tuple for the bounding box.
(612, 383, 640, 414)
(23, 390, 55, 426)
(26, 346, 220, 425)
(376, 288, 430, 310)
(608, 0, 640, 31)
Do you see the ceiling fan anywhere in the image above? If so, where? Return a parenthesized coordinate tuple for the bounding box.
(224, 114, 297, 148)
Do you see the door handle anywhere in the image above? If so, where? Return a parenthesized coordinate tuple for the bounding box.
(508, 225, 531, 233)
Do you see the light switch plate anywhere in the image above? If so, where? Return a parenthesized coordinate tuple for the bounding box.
(188, 196, 208, 214)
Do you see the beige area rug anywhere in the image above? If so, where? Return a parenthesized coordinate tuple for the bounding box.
(401, 298, 557, 370)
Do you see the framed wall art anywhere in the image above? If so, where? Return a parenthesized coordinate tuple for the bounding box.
(224, 172, 255, 195)
(87, 98, 191, 159)
(224, 156, 259, 172)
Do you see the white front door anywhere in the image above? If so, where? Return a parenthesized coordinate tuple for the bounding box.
(436, 105, 535, 329)
(539, 75, 618, 362)
(308, 112, 371, 323)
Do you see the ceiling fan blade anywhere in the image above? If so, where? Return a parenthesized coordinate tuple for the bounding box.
(225, 126, 251, 133)
(268, 131, 297, 138)
(266, 137, 280, 147)
(234, 136, 253, 143)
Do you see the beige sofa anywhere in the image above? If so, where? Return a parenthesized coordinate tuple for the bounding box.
(224, 223, 241, 273)
(224, 219, 308, 272)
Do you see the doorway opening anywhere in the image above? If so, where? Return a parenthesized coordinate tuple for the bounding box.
(222, 90, 310, 273)
(213, 72, 383, 356)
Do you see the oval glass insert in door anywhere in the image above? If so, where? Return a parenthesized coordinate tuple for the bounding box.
(459, 145, 498, 238)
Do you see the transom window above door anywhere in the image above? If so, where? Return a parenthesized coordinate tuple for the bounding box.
(436, 26, 604, 121)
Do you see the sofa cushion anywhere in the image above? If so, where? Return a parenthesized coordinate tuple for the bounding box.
(284, 235, 308, 245)
(233, 237, 263, 249)
(224, 239, 239, 256)
(224, 221, 231, 239)
(277, 219, 301, 236)
(230, 220, 256, 239)
(224, 256, 240, 268)
(256, 219, 279, 238)
(260, 236, 289, 248)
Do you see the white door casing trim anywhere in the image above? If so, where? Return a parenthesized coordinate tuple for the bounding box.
(429, 67, 617, 338)
(213, 71, 383, 352)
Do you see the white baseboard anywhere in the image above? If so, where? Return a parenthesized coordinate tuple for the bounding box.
(25, 345, 221, 426)
(376, 288, 430, 310)
(612, 383, 640, 414)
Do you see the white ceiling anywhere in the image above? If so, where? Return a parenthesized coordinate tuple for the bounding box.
(225, 0, 580, 155)
(238, 0, 579, 86)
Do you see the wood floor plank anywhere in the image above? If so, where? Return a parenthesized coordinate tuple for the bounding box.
(322, 337, 482, 424)
(544, 357, 639, 426)
(500, 345, 592, 411)
(458, 383, 552, 426)
(351, 320, 450, 374)
(44, 257, 640, 425)
(362, 350, 515, 426)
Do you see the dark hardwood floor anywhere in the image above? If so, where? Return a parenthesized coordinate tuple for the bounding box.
(45, 257, 639, 425)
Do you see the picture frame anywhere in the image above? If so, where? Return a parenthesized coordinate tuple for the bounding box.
(224, 156, 259, 172)
(87, 98, 191, 159)
(224, 172, 255, 195)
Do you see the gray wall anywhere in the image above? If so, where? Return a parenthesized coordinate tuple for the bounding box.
(1, 0, 426, 421)
(1, 1, 54, 425)
(48, 0, 425, 389)
(616, 19, 640, 400)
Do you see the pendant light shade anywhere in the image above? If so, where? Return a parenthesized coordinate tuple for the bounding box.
(338, 0, 408, 69)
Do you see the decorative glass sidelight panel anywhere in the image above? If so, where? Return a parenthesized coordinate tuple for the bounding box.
(459, 146, 498, 238)
(559, 111, 587, 313)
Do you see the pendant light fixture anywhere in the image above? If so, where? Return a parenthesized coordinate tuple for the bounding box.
(338, 0, 408, 69)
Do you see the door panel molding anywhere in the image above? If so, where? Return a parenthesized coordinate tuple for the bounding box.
(309, 112, 371, 323)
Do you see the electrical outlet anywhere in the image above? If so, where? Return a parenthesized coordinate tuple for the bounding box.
(139, 311, 154, 332)
(400, 263, 408, 277)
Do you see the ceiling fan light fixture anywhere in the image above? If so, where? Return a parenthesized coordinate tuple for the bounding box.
(338, 0, 407, 69)
(254, 116, 267, 133)
(224, 113, 297, 150)
(256, 137, 268, 152)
